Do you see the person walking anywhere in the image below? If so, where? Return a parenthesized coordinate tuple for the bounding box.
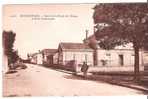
(81, 62, 89, 78)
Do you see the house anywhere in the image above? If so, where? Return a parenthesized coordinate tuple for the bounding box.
(93, 48, 144, 72)
(30, 51, 43, 65)
(30, 53, 37, 64)
(58, 42, 94, 71)
(85, 34, 148, 72)
(42, 49, 57, 65)
(36, 52, 43, 65)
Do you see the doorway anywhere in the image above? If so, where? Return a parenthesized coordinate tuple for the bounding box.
(119, 54, 124, 66)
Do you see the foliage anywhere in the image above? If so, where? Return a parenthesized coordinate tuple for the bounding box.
(93, 3, 148, 49)
(3, 31, 16, 56)
(11, 50, 19, 64)
(3, 31, 19, 65)
(100, 59, 108, 66)
(93, 3, 148, 80)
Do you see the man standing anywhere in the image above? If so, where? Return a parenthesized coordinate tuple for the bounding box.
(81, 62, 89, 78)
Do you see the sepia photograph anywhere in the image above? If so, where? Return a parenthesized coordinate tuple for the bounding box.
(2, 2, 148, 97)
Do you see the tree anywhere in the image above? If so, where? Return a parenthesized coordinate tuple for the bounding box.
(93, 3, 148, 81)
(11, 50, 19, 64)
(3, 31, 19, 69)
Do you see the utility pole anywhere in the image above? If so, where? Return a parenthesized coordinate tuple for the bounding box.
(85, 29, 88, 40)
(85, 30, 89, 64)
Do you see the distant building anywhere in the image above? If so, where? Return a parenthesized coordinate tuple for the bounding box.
(30, 53, 37, 64)
(42, 49, 57, 65)
(30, 51, 43, 65)
(36, 52, 43, 65)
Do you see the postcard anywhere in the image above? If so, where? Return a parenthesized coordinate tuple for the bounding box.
(2, 3, 148, 97)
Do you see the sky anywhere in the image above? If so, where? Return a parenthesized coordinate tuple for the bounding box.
(3, 4, 95, 59)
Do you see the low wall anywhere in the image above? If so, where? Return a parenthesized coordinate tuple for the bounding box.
(88, 66, 144, 72)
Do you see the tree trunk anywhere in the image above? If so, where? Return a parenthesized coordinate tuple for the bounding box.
(94, 49, 98, 66)
(134, 46, 140, 81)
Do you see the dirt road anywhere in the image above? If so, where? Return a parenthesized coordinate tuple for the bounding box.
(3, 64, 144, 96)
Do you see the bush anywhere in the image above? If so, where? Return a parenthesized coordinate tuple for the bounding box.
(13, 62, 27, 69)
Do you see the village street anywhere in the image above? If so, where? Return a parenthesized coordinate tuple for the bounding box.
(3, 63, 145, 96)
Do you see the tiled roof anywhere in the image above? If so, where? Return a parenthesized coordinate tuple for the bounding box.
(42, 49, 57, 54)
(59, 42, 92, 50)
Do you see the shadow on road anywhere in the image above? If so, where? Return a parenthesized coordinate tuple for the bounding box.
(63, 73, 148, 95)
(63, 74, 87, 80)
(5, 70, 18, 74)
(6, 94, 18, 97)
(39, 64, 74, 74)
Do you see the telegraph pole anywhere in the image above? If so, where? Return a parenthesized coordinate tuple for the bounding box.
(85, 29, 89, 64)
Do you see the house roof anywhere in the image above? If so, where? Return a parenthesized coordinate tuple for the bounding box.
(59, 42, 93, 50)
(42, 49, 57, 55)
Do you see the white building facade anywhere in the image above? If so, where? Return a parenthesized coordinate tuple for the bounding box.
(90, 49, 146, 72)
(84, 34, 148, 72)
(58, 42, 94, 71)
